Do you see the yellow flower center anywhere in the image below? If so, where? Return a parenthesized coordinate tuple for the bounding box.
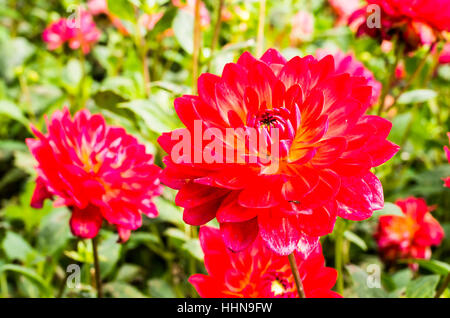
(271, 279, 286, 296)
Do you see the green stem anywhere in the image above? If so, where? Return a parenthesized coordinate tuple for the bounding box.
(208, 0, 225, 70)
(288, 253, 305, 298)
(388, 47, 432, 110)
(435, 273, 450, 298)
(92, 237, 103, 298)
(256, 0, 266, 57)
(377, 38, 404, 116)
(78, 49, 87, 110)
(335, 220, 345, 295)
(192, 0, 202, 93)
(134, 6, 151, 98)
(0, 273, 9, 298)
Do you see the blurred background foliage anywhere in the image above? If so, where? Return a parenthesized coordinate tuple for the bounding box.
(0, 0, 449, 298)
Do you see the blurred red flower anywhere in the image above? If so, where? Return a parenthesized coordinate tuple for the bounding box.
(375, 197, 444, 266)
(42, 19, 72, 51)
(439, 43, 450, 64)
(316, 49, 382, 105)
(328, 0, 361, 26)
(349, 0, 450, 51)
(158, 49, 399, 256)
(189, 226, 341, 298)
(88, 0, 130, 35)
(42, 10, 101, 54)
(27, 108, 163, 242)
(444, 133, 450, 188)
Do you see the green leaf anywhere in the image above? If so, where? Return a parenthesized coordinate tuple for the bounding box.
(37, 207, 72, 255)
(372, 202, 404, 217)
(103, 282, 146, 298)
(107, 0, 137, 23)
(409, 259, 450, 276)
(154, 197, 184, 226)
(346, 264, 390, 298)
(148, 278, 176, 298)
(2, 232, 35, 263)
(0, 264, 52, 297)
(98, 233, 122, 279)
(344, 230, 368, 251)
(405, 275, 440, 298)
(118, 99, 177, 134)
(392, 268, 413, 289)
(116, 264, 143, 283)
(182, 239, 204, 261)
(172, 10, 194, 54)
(0, 100, 29, 126)
(397, 89, 437, 105)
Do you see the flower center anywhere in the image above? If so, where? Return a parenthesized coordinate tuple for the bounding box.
(271, 279, 287, 296)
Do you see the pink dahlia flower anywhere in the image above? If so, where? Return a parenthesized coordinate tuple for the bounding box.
(67, 10, 102, 54)
(27, 108, 163, 242)
(43, 10, 101, 54)
(328, 0, 362, 26)
(158, 49, 399, 256)
(316, 49, 382, 105)
(350, 0, 450, 52)
(42, 19, 73, 51)
(190, 227, 341, 298)
(290, 11, 315, 44)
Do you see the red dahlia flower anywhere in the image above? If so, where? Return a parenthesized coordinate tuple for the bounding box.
(316, 49, 382, 105)
(445, 133, 450, 188)
(350, 0, 450, 52)
(375, 197, 444, 265)
(158, 49, 399, 256)
(27, 108, 163, 242)
(190, 227, 341, 298)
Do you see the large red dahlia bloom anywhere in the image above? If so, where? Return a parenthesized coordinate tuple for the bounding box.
(27, 108, 163, 242)
(158, 49, 399, 256)
(375, 197, 444, 264)
(445, 133, 450, 188)
(350, 0, 450, 51)
(316, 49, 382, 105)
(190, 227, 341, 298)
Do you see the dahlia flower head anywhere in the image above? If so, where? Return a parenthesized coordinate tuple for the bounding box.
(189, 227, 341, 298)
(42, 9, 101, 54)
(316, 49, 382, 105)
(27, 108, 163, 242)
(290, 11, 315, 44)
(158, 49, 399, 256)
(328, 0, 362, 26)
(445, 133, 450, 187)
(375, 197, 444, 264)
(350, 0, 450, 52)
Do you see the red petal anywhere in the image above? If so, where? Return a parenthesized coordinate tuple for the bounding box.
(216, 192, 258, 223)
(183, 198, 222, 226)
(258, 209, 303, 255)
(70, 205, 103, 239)
(30, 178, 53, 209)
(220, 218, 259, 252)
